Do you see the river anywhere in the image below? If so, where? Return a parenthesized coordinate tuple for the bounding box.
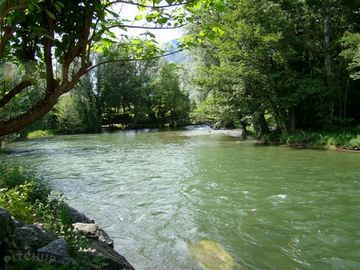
(4, 127, 360, 270)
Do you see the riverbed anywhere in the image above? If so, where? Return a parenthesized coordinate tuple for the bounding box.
(4, 128, 360, 270)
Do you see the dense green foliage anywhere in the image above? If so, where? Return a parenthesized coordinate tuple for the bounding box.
(279, 131, 360, 150)
(0, 0, 195, 136)
(96, 47, 190, 128)
(186, 0, 360, 138)
(0, 160, 108, 269)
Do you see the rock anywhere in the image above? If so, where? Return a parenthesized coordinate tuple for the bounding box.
(73, 223, 98, 238)
(37, 238, 70, 265)
(0, 208, 14, 266)
(97, 228, 114, 248)
(0, 207, 13, 243)
(188, 240, 236, 270)
(87, 240, 135, 270)
(14, 224, 57, 252)
(73, 222, 132, 269)
(63, 204, 95, 224)
(73, 222, 114, 248)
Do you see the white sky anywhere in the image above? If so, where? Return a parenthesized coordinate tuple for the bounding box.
(113, 3, 184, 44)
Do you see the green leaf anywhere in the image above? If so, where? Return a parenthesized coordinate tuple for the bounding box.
(135, 14, 143, 21)
(45, 10, 56, 20)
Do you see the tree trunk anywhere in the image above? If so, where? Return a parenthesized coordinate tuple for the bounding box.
(323, 0, 335, 122)
(0, 88, 65, 136)
(254, 111, 270, 136)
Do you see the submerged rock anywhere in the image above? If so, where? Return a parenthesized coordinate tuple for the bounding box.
(188, 240, 235, 270)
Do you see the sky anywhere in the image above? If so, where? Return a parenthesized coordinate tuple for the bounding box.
(113, 3, 184, 44)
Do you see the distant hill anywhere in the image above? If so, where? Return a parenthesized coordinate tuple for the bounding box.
(163, 39, 191, 64)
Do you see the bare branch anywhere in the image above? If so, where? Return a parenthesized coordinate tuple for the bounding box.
(106, 0, 195, 9)
(87, 49, 184, 72)
(108, 23, 187, 30)
(0, 80, 32, 108)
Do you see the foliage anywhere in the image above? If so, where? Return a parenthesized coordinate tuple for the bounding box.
(97, 47, 190, 128)
(279, 132, 360, 149)
(0, 0, 195, 136)
(186, 0, 360, 136)
(54, 75, 100, 134)
(151, 62, 191, 126)
(27, 130, 54, 139)
(0, 161, 50, 202)
(0, 182, 38, 223)
(341, 32, 360, 80)
(0, 160, 108, 269)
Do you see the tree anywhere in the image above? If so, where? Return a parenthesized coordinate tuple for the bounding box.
(0, 0, 194, 136)
(187, 0, 360, 135)
(55, 74, 100, 134)
(151, 62, 190, 126)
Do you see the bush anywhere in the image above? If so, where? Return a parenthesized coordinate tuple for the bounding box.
(279, 131, 360, 149)
(0, 161, 50, 203)
(349, 135, 360, 149)
(0, 182, 37, 223)
(27, 130, 54, 139)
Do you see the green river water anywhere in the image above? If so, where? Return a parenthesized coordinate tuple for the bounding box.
(4, 127, 360, 270)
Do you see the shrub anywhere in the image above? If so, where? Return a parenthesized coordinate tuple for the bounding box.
(27, 130, 54, 139)
(0, 182, 37, 223)
(349, 135, 360, 149)
(0, 161, 50, 203)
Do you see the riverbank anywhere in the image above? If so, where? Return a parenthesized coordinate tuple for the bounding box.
(0, 161, 134, 270)
(261, 131, 360, 152)
(282, 132, 360, 151)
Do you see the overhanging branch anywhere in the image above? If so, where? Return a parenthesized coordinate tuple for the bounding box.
(109, 23, 187, 30)
(106, 0, 195, 9)
(0, 80, 32, 108)
(87, 49, 184, 72)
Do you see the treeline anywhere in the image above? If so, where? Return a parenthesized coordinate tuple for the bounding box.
(21, 46, 191, 135)
(187, 0, 360, 138)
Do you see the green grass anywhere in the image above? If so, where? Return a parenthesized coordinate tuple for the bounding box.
(27, 130, 54, 139)
(279, 131, 360, 150)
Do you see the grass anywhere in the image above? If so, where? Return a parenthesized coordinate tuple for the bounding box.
(279, 131, 360, 150)
(26, 130, 54, 139)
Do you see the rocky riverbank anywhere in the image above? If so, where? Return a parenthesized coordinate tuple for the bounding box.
(0, 205, 134, 270)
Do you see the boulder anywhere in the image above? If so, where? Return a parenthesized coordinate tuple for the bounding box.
(73, 223, 114, 248)
(37, 238, 70, 265)
(87, 240, 134, 270)
(13, 224, 57, 252)
(0, 208, 14, 266)
(73, 222, 132, 269)
(63, 204, 94, 224)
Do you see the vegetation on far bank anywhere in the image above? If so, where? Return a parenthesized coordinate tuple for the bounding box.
(278, 132, 360, 151)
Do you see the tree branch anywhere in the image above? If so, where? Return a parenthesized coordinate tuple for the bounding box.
(0, 1, 29, 23)
(108, 23, 187, 30)
(106, 0, 195, 9)
(87, 49, 184, 72)
(0, 80, 32, 108)
(0, 89, 63, 136)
